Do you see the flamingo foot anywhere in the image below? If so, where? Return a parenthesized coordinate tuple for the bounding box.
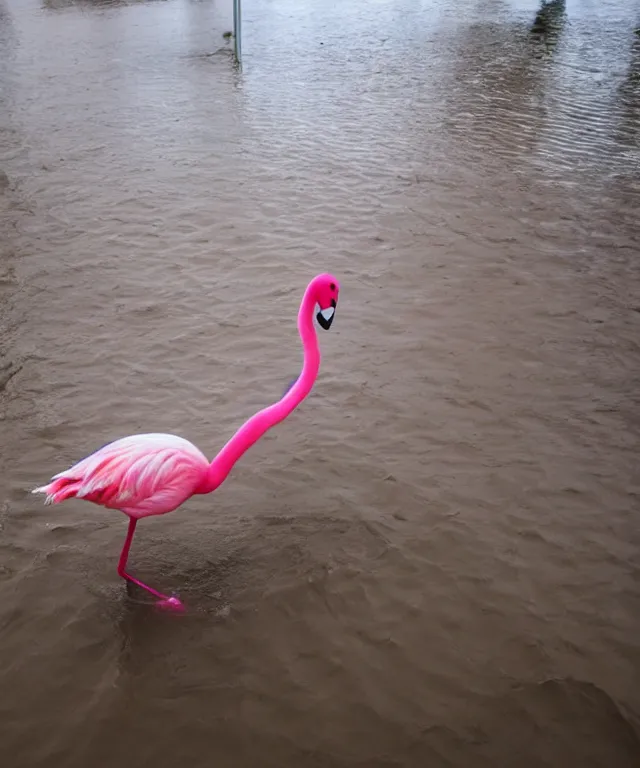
(120, 572, 184, 611)
(156, 595, 185, 612)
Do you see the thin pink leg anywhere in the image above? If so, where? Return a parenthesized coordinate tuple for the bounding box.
(117, 517, 184, 611)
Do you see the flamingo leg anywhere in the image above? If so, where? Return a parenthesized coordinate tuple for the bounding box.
(117, 517, 183, 610)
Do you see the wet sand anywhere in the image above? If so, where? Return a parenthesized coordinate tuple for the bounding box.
(1, 0, 639, 766)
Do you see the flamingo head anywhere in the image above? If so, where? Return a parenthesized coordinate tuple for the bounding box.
(313, 273, 340, 331)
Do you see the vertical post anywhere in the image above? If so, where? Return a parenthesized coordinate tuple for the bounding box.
(233, 0, 242, 64)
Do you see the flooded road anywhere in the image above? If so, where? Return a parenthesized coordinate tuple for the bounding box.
(1, 0, 640, 765)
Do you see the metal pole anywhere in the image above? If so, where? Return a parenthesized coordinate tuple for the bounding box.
(233, 0, 242, 64)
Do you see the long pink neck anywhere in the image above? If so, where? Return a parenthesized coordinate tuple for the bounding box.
(198, 285, 320, 494)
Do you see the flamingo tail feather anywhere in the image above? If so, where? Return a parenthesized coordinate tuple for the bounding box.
(31, 477, 83, 505)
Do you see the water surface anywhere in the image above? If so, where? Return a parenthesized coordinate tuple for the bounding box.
(1, 0, 639, 766)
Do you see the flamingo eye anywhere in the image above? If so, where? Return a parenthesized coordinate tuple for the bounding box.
(330, 283, 336, 291)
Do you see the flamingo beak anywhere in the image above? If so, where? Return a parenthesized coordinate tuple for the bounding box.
(317, 299, 336, 330)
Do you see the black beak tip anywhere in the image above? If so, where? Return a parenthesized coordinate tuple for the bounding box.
(317, 312, 333, 330)
(317, 299, 337, 331)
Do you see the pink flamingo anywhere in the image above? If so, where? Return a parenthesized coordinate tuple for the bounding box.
(32, 273, 340, 610)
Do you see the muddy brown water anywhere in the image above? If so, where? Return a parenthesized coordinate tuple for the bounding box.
(1, 0, 640, 766)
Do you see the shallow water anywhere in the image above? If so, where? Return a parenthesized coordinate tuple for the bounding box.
(1, 0, 639, 765)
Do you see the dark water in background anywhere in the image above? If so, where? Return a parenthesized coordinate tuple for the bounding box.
(1, 0, 639, 766)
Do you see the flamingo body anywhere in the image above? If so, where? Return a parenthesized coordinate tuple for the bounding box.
(33, 433, 209, 518)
